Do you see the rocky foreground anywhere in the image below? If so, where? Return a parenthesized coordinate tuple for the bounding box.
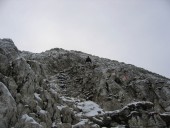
(0, 38, 170, 128)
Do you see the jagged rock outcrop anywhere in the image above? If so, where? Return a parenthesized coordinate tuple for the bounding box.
(0, 82, 17, 128)
(90, 101, 167, 127)
(0, 38, 170, 128)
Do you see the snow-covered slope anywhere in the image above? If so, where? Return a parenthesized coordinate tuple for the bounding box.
(0, 38, 170, 128)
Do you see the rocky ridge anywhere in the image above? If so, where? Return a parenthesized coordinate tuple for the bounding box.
(0, 38, 170, 128)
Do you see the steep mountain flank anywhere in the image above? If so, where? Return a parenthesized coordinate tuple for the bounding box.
(0, 38, 170, 128)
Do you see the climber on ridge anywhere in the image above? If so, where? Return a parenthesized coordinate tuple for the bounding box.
(85, 56, 92, 63)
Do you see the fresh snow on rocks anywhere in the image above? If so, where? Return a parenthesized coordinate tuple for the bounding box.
(77, 101, 104, 117)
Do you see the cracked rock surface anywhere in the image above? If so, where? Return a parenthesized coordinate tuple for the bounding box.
(0, 38, 170, 128)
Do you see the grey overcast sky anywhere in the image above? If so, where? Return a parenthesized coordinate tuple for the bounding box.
(0, 0, 170, 78)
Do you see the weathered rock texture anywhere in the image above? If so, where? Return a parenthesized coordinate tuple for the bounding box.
(0, 38, 170, 128)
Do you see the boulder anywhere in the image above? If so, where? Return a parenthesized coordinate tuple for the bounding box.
(0, 82, 17, 128)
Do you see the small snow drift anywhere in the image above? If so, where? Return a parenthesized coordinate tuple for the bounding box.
(77, 101, 104, 117)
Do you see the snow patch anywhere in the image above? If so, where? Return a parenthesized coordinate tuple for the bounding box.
(105, 110, 120, 114)
(125, 101, 153, 108)
(40, 110, 47, 115)
(52, 122, 57, 127)
(72, 119, 88, 127)
(57, 105, 67, 110)
(21, 114, 40, 125)
(49, 83, 59, 90)
(77, 101, 104, 117)
(160, 112, 170, 116)
(60, 96, 80, 103)
(34, 93, 42, 101)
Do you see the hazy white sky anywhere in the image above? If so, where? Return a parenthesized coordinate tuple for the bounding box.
(0, 0, 170, 78)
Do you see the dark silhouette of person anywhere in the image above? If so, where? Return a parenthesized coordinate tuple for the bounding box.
(85, 56, 92, 63)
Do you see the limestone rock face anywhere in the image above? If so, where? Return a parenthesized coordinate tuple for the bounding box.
(0, 39, 19, 75)
(0, 82, 17, 128)
(0, 38, 170, 128)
